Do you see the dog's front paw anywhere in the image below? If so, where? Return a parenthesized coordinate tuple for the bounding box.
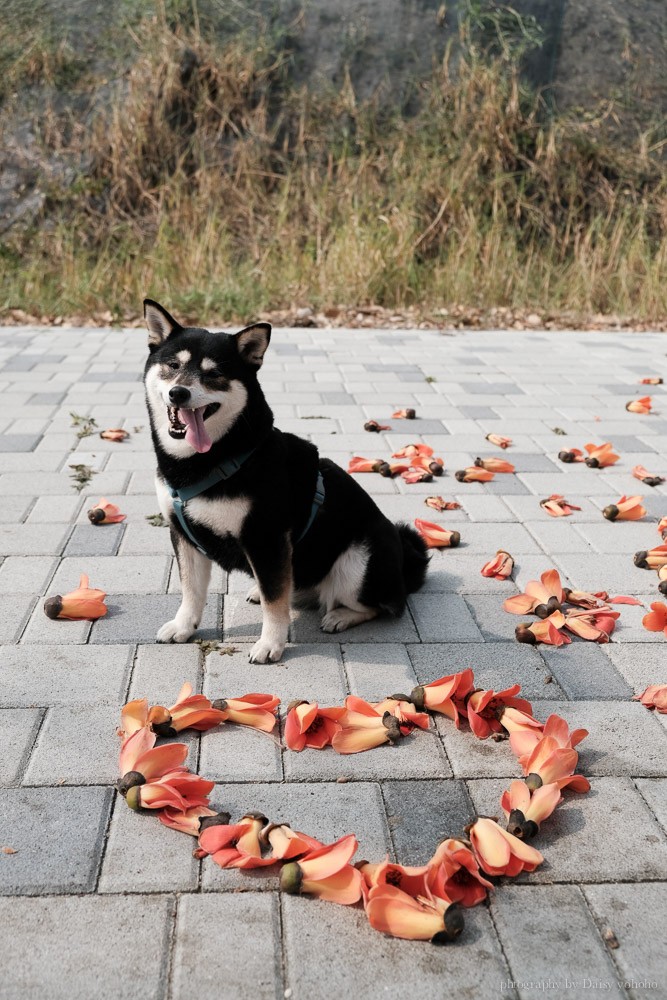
(249, 638, 285, 664)
(156, 619, 195, 643)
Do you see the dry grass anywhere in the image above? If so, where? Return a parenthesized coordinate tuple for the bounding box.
(2, 9, 667, 323)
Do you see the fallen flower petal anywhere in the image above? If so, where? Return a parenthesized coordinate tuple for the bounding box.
(280, 834, 364, 905)
(481, 550, 514, 579)
(474, 457, 515, 474)
(261, 823, 323, 859)
(392, 443, 434, 459)
(392, 408, 416, 419)
(432, 838, 493, 907)
(540, 495, 582, 517)
(425, 496, 461, 512)
(626, 396, 652, 415)
(414, 519, 460, 549)
(486, 434, 512, 449)
(632, 684, 667, 713)
(144, 682, 227, 736)
(455, 467, 495, 482)
(642, 602, 667, 637)
(519, 735, 590, 792)
(583, 442, 619, 468)
(364, 420, 391, 432)
(639, 377, 663, 385)
(284, 700, 345, 751)
(332, 709, 403, 753)
(87, 497, 126, 524)
(509, 713, 588, 764)
(558, 448, 585, 464)
(347, 456, 385, 474)
(158, 806, 229, 837)
(632, 465, 665, 487)
(659, 517, 667, 540)
(504, 569, 564, 618)
(43, 573, 108, 620)
(563, 607, 619, 643)
(466, 685, 533, 740)
(402, 467, 433, 483)
(402, 668, 474, 726)
(602, 495, 646, 521)
(468, 817, 543, 877)
(211, 693, 279, 732)
(500, 780, 562, 839)
(409, 455, 444, 476)
(100, 428, 129, 442)
(659, 566, 667, 596)
(198, 812, 277, 869)
(634, 544, 667, 570)
(366, 884, 464, 943)
(515, 615, 571, 647)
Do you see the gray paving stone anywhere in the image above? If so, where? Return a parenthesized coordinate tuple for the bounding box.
(583, 883, 667, 996)
(0, 495, 32, 522)
(0, 645, 132, 706)
(576, 520, 666, 554)
(89, 593, 221, 644)
(504, 494, 604, 522)
(466, 777, 667, 883)
(23, 704, 121, 785)
(199, 720, 282, 782)
(382, 778, 475, 865)
(0, 895, 171, 1000)
(607, 644, 667, 697)
(19, 601, 93, 644)
(409, 642, 562, 699)
(49, 554, 171, 595)
(421, 551, 521, 595)
(635, 777, 667, 834)
(540, 644, 633, 700)
(0, 433, 42, 452)
(172, 894, 282, 1000)
(525, 519, 596, 554)
(0, 709, 43, 784)
(118, 521, 173, 554)
(491, 886, 623, 999)
(0, 470, 129, 496)
(342, 642, 418, 701)
(27, 494, 82, 521)
(0, 556, 57, 594)
(408, 593, 484, 642)
(0, 523, 68, 555)
(282, 896, 512, 1000)
(463, 593, 525, 642)
(63, 522, 124, 556)
(0, 594, 36, 642)
(129, 643, 202, 703)
(99, 794, 200, 893)
(0, 786, 112, 893)
(202, 642, 347, 705)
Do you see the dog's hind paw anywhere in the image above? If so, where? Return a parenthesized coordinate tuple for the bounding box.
(156, 619, 195, 643)
(249, 638, 285, 664)
(245, 584, 261, 604)
(321, 607, 378, 633)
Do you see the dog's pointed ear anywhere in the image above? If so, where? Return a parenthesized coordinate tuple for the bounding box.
(235, 322, 271, 369)
(144, 299, 182, 350)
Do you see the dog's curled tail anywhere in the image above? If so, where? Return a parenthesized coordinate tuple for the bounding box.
(396, 522, 430, 594)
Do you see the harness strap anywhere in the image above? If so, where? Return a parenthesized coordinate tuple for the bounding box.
(296, 471, 325, 543)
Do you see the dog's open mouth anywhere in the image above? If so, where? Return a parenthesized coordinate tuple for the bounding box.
(167, 403, 220, 453)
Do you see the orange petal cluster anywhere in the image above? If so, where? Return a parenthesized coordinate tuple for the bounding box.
(540, 495, 581, 517)
(425, 496, 461, 511)
(100, 428, 129, 441)
(486, 434, 512, 449)
(632, 684, 667, 713)
(504, 569, 564, 619)
(583, 442, 619, 468)
(392, 408, 416, 419)
(43, 573, 108, 620)
(632, 465, 665, 487)
(121, 682, 226, 737)
(639, 377, 663, 385)
(642, 602, 667, 638)
(481, 550, 514, 579)
(117, 729, 214, 812)
(414, 518, 460, 549)
(281, 834, 364, 904)
(87, 497, 126, 524)
(626, 396, 652, 414)
(284, 701, 346, 751)
(363, 420, 391, 432)
(505, 569, 625, 645)
(474, 457, 515, 474)
(455, 466, 495, 482)
(602, 495, 646, 521)
(211, 693, 280, 732)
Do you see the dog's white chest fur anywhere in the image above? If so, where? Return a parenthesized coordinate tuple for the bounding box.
(155, 477, 250, 538)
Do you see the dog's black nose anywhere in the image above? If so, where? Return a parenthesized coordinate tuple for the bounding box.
(169, 385, 191, 405)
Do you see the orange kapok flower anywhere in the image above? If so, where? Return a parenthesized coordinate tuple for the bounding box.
(500, 780, 562, 839)
(466, 685, 533, 740)
(515, 614, 571, 647)
(474, 457, 515, 474)
(486, 434, 512, 449)
(401, 668, 474, 726)
(659, 516, 667, 539)
(280, 834, 364, 905)
(392, 443, 434, 459)
(558, 448, 584, 464)
(43, 573, 107, 620)
(455, 467, 495, 483)
(509, 712, 588, 765)
(642, 602, 667, 638)
(639, 377, 663, 385)
(632, 465, 665, 487)
(158, 806, 229, 837)
(497, 706, 544, 739)
(468, 817, 543, 877)
(332, 698, 404, 754)
(433, 839, 493, 908)
(363, 420, 391, 432)
(261, 823, 323, 860)
(503, 568, 564, 618)
(402, 467, 433, 484)
(634, 544, 667, 570)
(211, 693, 280, 732)
(517, 735, 590, 793)
(602, 495, 646, 521)
(540, 495, 582, 517)
(584, 442, 619, 468)
(481, 550, 514, 579)
(409, 455, 444, 476)
(100, 428, 129, 442)
(659, 566, 667, 596)
(626, 396, 652, 415)
(125, 769, 214, 812)
(366, 884, 464, 943)
(347, 456, 384, 474)
(392, 408, 417, 419)
(87, 497, 126, 524)
(414, 519, 460, 549)
(284, 700, 345, 751)
(197, 812, 276, 869)
(562, 607, 619, 643)
(632, 684, 667, 713)
(425, 496, 460, 512)
(117, 729, 213, 811)
(370, 697, 430, 734)
(121, 683, 227, 738)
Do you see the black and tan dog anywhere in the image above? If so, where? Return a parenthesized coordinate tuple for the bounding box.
(143, 299, 428, 663)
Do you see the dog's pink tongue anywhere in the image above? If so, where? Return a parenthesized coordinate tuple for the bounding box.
(180, 407, 212, 453)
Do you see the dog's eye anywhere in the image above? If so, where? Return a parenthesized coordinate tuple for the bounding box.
(167, 361, 180, 371)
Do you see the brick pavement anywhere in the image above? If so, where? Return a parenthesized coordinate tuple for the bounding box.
(0, 326, 666, 999)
